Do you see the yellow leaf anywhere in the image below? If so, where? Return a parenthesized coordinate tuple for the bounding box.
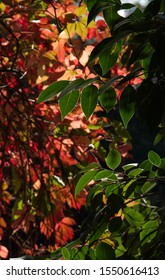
(1, 181, 8, 190)
(0, 3, 6, 12)
(76, 22, 88, 40)
(88, 20, 96, 28)
(36, 75, 49, 84)
(80, 16, 88, 26)
(101, 233, 115, 248)
(75, 5, 87, 17)
(67, 22, 76, 37)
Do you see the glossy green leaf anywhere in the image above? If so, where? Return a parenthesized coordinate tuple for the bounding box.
(87, 1, 112, 24)
(103, 5, 120, 28)
(94, 170, 114, 181)
(148, 150, 161, 167)
(124, 179, 137, 199)
(98, 87, 117, 113)
(119, 85, 136, 128)
(122, 163, 138, 171)
(81, 85, 99, 119)
(88, 30, 131, 64)
(139, 159, 152, 171)
(59, 90, 79, 120)
(105, 184, 119, 197)
(75, 169, 98, 197)
(37, 80, 69, 103)
(59, 77, 98, 99)
(100, 42, 121, 75)
(128, 168, 143, 178)
(124, 207, 144, 226)
(78, 162, 100, 174)
(99, 76, 123, 94)
(62, 247, 70, 260)
(105, 148, 121, 170)
(142, 181, 156, 195)
(96, 242, 116, 260)
(140, 220, 159, 244)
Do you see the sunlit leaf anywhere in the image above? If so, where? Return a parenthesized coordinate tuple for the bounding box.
(75, 169, 98, 197)
(62, 247, 70, 260)
(37, 81, 70, 103)
(59, 77, 98, 99)
(105, 148, 121, 170)
(124, 207, 144, 226)
(81, 85, 99, 119)
(59, 90, 79, 119)
(140, 220, 159, 244)
(148, 150, 161, 167)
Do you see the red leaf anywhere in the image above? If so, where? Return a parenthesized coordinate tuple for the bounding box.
(55, 217, 75, 246)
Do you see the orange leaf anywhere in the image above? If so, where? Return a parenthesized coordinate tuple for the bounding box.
(55, 217, 75, 245)
(0, 218, 7, 228)
(0, 245, 8, 259)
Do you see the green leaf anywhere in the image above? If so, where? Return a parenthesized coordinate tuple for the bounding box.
(100, 42, 121, 75)
(124, 207, 144, 227)
(99, 76, 123, 94)
(81, 85, 98, 119)
(122, 163, 138, 171)
(142, 181, 156, 195)
(140, 220, 159, 244)
(128, 168, 143, 178)
(78, 162, 100, 174)
(75, 170, 98, 197)
(119, 85, 136, 128)
(98, 87, 116, 113)
(103, 5, 120, 29)
(94, 170, 114, 181)
(37, 80, 69, 103)
(105, 148, 121, 170)
(59, 77, 98, 99)
(88, 31, 131, 64)
(148, 150, 161, 167)
(96, 242, 116, 260)
(139, 159, 152, 171)
(124, 179, 137, 199)
(87, 1, 112, 24)
(59, 90, 79, 120)
(62, 247, 70, 260)
(105, 184, 119, 197)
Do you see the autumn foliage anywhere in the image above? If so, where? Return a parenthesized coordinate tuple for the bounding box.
(0, 0, 131, 258)
(1, 0, 165, 260)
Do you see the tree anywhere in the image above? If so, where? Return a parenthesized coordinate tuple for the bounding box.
(38, 0, 165, 260)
